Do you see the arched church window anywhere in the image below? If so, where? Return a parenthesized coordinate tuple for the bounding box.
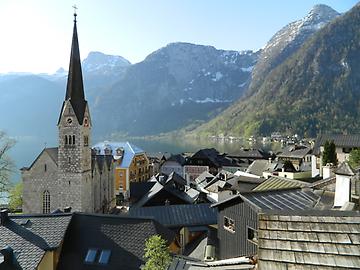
(65, 135, 68, 145)
(73, 135, 76, 145)
(42, 190, 50, 214)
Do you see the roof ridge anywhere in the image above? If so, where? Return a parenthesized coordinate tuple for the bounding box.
(126, 141, 135, 154)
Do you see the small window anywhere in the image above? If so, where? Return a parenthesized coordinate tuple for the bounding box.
(98, 250, 111, 264)
(65, 135, 68, 145)
(44, 164, 47, 172)
(72, 135, 76, 145)
(247, 227, 258, 244)
(84, 136, 89, 146)
(42, 190, 50, 214)
(224, 216, 235, 233)
(85, 249, 98, 263)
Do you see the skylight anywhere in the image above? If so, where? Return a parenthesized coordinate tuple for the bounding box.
(84, 249, 97, 263)
(84, 249, 111, 265)
(98, 250, 111, 264)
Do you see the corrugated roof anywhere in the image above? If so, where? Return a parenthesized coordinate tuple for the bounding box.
(129, 203, 217, 228)
(258, 211, 360, 269)
(253, 176, 310, 192)
(212, 189, 319, 212)
(242, 189, 319, 211)
(92, 141, 144, 168)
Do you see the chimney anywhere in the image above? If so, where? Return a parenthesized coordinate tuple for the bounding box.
(0, 209, 9, 226)
(0, 246, 15, 265)
(64, 207, 72, 213)
(334, 162, 355, 208)
(323, 163, 334, 179)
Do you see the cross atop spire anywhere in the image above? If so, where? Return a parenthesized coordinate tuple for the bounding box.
(72, 5, 78, 22)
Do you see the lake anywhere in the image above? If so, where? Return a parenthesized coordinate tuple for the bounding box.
(8, 134, 280, 184)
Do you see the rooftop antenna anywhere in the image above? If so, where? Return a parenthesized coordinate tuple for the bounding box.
(72, 4, 78, 22)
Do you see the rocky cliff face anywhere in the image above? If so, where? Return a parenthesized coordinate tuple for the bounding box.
(249, 4, 339, 95)
(194, 4, 360, 137)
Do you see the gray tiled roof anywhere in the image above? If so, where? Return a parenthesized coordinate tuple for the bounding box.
(246, 160, 272, 177)
(313, 134, 360, 155)
(57, 213, 175, 270)
(335, 162, 355, 176)
(258, 211, 360, 269)
(133, 175, 200, 208)
(277, 145, 311, 159)
(0, 213, 72, 269)
(129, 203, 217, 228)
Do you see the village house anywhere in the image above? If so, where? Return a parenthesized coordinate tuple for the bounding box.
(211, 188, 320, 260)
(0, 210, 176, 270)
(129, 203, 217, 254)
(312, 134, 360, 177)
(92, 141, 150, 200)
(160, 154, 187, 178)
(131, 172, 203, 207)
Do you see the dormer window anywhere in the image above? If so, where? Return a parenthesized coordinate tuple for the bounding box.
(116, 147, 124, 156)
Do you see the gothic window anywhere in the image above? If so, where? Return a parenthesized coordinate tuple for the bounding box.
(65, 135, 68, 145)
(72, 135, 76, 145)
(84, 136, 89, 146)
(42, 190, 50, 214)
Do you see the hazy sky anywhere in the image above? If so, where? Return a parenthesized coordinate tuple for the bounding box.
(0, 0, 357, 73)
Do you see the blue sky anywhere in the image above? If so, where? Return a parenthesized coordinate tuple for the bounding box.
(0, 0, 357, 73)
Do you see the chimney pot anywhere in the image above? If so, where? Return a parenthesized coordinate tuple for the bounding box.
(0, 209, 9, 226)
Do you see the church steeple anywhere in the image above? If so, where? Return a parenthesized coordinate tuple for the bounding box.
(64, 10, 87, 124)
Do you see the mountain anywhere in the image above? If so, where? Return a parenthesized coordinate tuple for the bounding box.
(82, 51, 131, 74)
(92, 43, 259, 136)
(193, 4, 360, 137)
(0, 45, 258, 139)
(249, 4, 339, 96)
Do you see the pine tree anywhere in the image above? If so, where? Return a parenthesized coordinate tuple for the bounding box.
(143, 235, 172, 270)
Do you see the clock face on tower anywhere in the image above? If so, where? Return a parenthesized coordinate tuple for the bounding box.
(66, 117, 73, 125)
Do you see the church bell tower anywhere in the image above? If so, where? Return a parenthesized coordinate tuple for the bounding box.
(57, 11, 93, 212)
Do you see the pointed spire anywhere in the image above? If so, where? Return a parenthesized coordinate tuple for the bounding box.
(64, 9, 87, 124)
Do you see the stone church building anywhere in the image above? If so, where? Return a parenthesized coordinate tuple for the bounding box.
(21, 14, 115, 214)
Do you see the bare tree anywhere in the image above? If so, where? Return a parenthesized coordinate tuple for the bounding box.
(0, 131, 15, 197)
